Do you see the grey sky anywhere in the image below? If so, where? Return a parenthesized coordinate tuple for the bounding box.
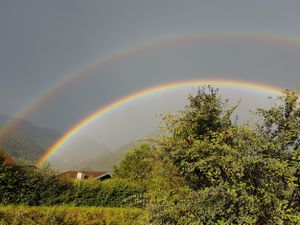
(1, 1, 300, 150)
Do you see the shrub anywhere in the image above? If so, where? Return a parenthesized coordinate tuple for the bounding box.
(0, 162, 73, 205)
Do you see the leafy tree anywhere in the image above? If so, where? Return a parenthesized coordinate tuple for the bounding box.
(255, 89, 299, 153)
(148, 87, 300, 224)
(159, 86, 241, 189)
(114, 143, 186, 193)
(113, 144, 156, 183)
(253, 90, 300, 222)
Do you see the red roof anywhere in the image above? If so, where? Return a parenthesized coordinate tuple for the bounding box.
(57, 170, 110, 179)
(0, 149, 16, 165)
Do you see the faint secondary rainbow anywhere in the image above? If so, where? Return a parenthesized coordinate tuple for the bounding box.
(1, 31, 300, 142)
(36, 79, 298, 165)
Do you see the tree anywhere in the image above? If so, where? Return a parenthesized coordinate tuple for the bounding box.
(159, 86, 241, 190)
(255, 89, 299, 154)
(253, 90, 300, 222)
(151, 87, 300, 224)
(113, 144, 158, 185)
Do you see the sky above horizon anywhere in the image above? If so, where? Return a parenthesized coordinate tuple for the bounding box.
(1, 1, 300, 152)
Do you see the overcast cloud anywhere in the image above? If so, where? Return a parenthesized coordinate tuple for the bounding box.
(1, 1, 299, 150)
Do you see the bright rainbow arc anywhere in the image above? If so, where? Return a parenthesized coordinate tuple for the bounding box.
(1, 31, 300, 142)
(36, 79, 296, 165)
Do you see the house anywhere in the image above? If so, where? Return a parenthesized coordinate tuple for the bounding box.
(0, 149, 16, 165)
(57, 170, 112, 181)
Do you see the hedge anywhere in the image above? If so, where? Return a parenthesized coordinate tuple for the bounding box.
(0, 163, 146, 207)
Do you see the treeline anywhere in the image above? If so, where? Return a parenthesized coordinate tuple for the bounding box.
(0, 160, 145, 207)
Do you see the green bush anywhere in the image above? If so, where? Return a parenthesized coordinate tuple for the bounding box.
(0, 163, 73, 205)
(0, 205, 149, 225)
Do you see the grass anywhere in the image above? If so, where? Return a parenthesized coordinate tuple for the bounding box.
(0, 205, 149, 225)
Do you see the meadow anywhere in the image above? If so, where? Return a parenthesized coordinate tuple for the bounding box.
(0, 205, 148, 225)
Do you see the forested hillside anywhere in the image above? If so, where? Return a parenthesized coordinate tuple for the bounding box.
(0, 132, 44, 162)
(0, 115, 61, 162)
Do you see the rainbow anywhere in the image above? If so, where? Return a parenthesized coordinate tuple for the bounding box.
(36, 78, 297, 165)
(1, 31, 300, 142)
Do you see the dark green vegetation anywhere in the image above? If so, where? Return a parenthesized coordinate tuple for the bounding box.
(0, 205, 147, 225)
(0, 87, 299, 224)
(0, 159, 145, 207)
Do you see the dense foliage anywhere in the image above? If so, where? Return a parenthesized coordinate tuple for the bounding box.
(114, 86, 300, 224)
(0, 160, 145, 207)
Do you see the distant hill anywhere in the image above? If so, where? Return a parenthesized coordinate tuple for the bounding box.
(0, 132, 44, 163)
(75, 137, 157, 172)
(0, 115, 109, 166)
(0, 115, 61, 149)
(0, 115, 61, 163)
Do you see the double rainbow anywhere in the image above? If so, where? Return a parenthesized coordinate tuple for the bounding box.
(0, 31, 298, 164)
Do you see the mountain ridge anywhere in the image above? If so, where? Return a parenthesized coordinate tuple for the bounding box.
(0, 115, 111, 167)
